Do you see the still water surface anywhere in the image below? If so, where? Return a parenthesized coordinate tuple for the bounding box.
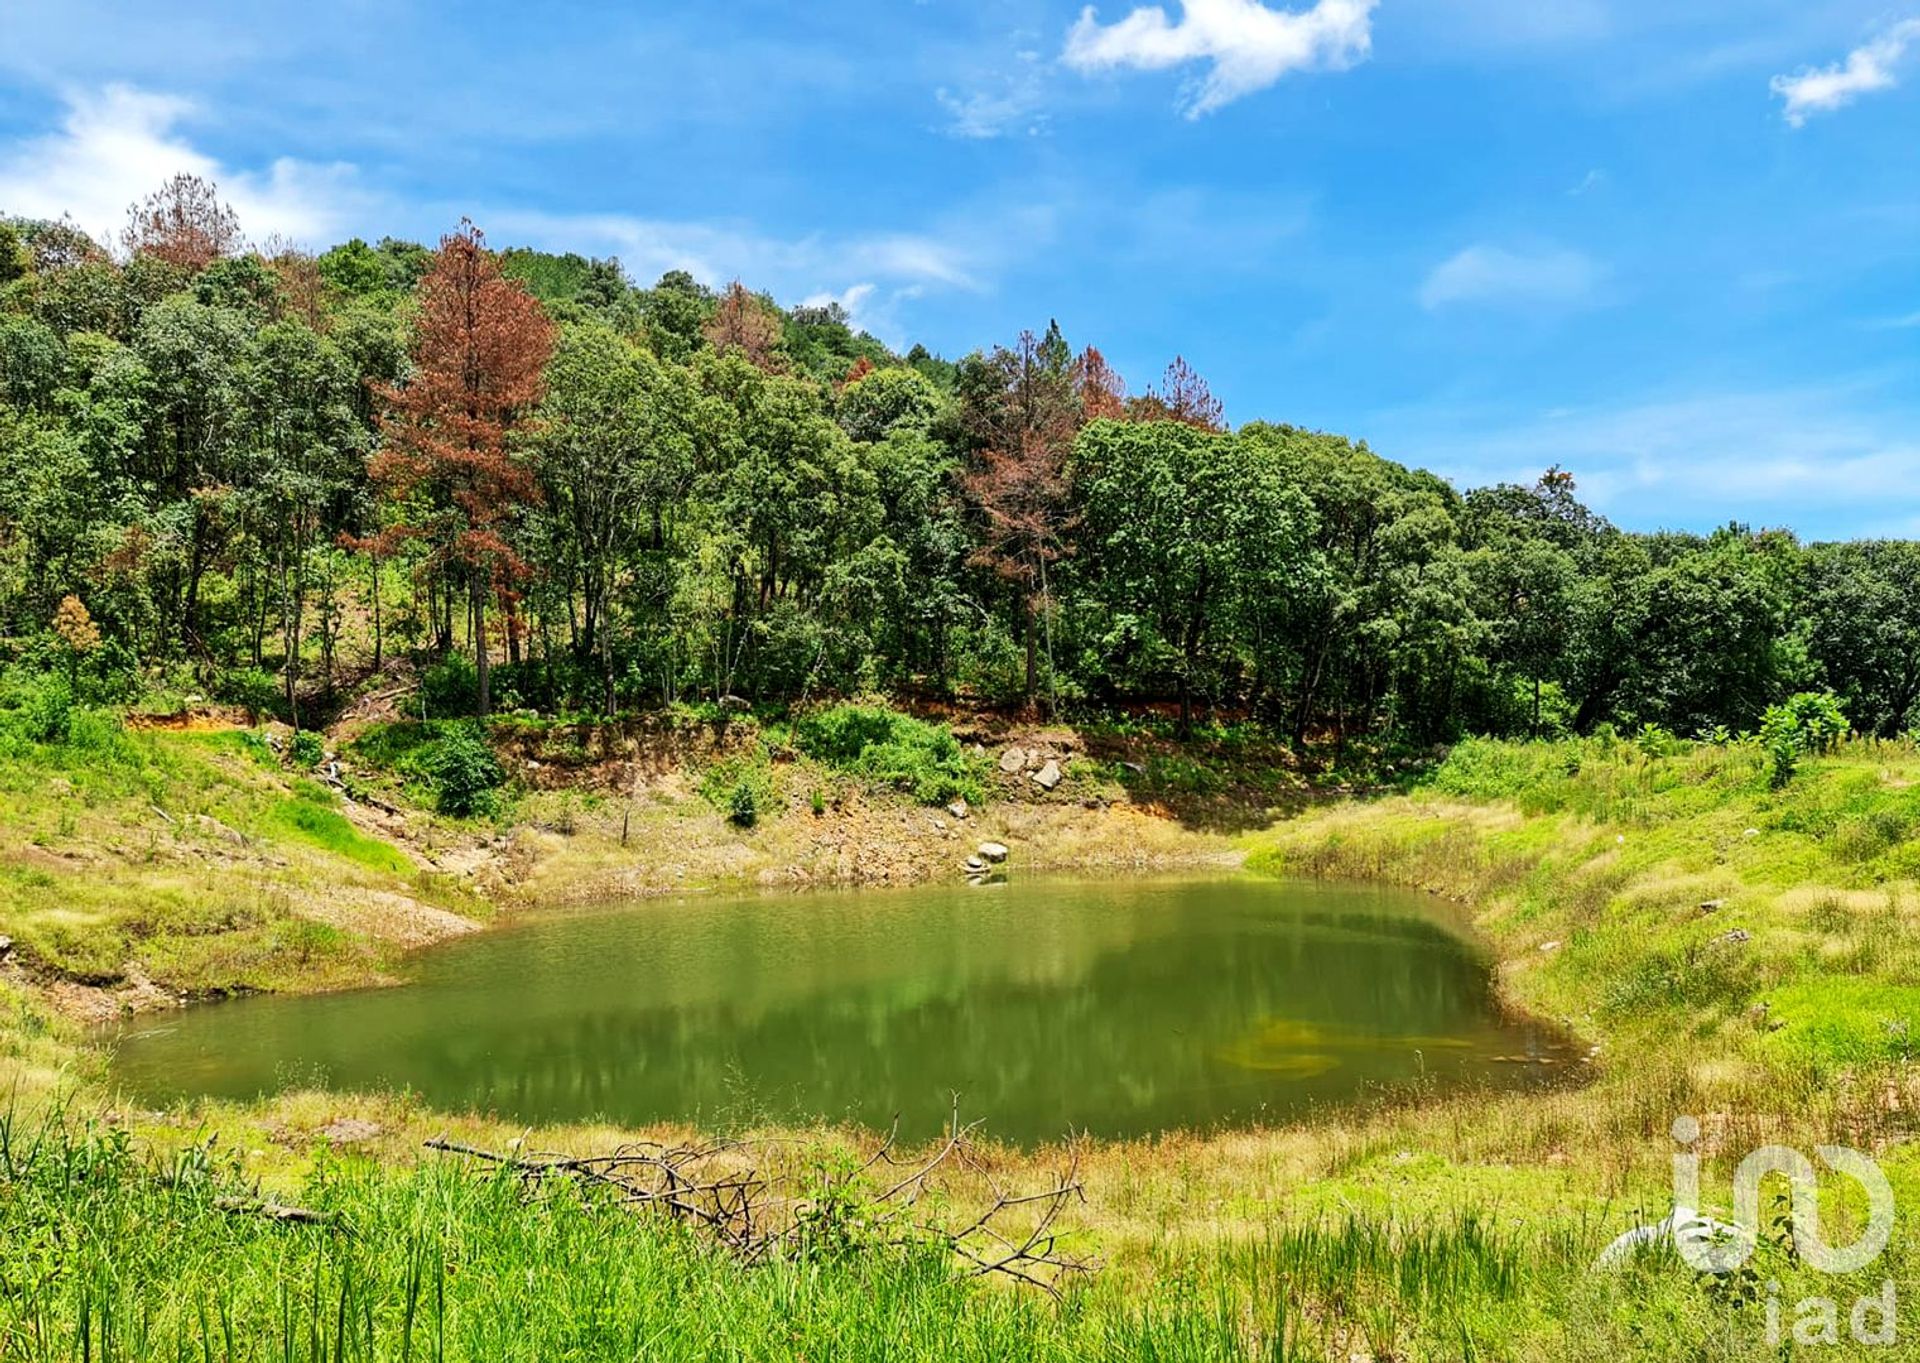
(107, 875, 1570, 1144)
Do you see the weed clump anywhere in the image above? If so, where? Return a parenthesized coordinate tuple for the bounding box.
(792, 705, 983, 806)
(699, 749, 776, 827)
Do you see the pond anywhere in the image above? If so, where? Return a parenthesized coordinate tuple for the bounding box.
(105, 874, 1573, 1145)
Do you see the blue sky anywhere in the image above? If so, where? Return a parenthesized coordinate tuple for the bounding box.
(0, 0, 1916, 539)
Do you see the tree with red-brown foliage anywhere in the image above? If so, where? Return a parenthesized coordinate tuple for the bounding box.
(703, 280, 785, 371)
(960, 325, 1082, 706)
(121, 174, 244, 272)
(1127, 355, 1225, 431)
(259, 236, 330, 329)
(1072, 345, 1127, 421)
(373, 221, 553, 715)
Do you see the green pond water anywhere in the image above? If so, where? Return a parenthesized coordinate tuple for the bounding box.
(105, 874, 1572, 1144)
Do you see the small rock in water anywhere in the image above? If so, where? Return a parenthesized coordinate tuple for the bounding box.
(946, 798, 969, 820)
(1031, 760, 1063, 791)
(964, 855, 987, 873)
(978, 841, 1009, 863)
(998, 746, 1026, 774)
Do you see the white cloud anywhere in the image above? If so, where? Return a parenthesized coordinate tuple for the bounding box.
(1366, 384, 1920, 535)
(497, 212, 981, 296)
(800, 283, 877, 317)
(1062, 0, 1375, 117)
(797, 282, 924, 348)
(1419, 243, 1602, 310)
(1568, 168, 1606, 197)
(937, 50, 1051, 139)
(0, 83, 360, 250)
(1772, 18, 1920, 127)
(487, 210, 989, 344)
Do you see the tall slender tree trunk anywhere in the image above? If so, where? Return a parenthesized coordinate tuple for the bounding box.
(1023, 595, 1038, 705)
(369, 557, 383, 673)
(473, 575, 491, 717)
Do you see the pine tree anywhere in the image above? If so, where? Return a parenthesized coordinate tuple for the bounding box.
(372, 222, 553, 716)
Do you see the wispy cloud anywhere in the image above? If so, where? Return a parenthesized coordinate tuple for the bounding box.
(1567, 168, 1605, 197)
(798, 281, 928, 350)
(1367, 384, 1920, 536)
(487, 209, 991, 321)
(1062, 0, 1375, 117)
(1772, 18, 1920, 127)
(936, 49, 1051, 139)
(0, 83, 360, 249)
(1419, 243, 1602, 311)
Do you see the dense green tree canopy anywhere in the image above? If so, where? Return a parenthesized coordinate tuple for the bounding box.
(0, 191, 1906, 744)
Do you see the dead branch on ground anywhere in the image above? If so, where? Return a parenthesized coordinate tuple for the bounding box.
(423, 1105, 1090, 1294)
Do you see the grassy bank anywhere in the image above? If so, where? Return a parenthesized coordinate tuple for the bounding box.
(6, 722, 1920, 1358)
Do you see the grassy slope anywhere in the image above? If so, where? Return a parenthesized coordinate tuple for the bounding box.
(7, 728, 1920, 1358)
(0, 724, 482, 1018)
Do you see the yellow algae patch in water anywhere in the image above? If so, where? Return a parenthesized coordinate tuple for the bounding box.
(1212, 1043, 1340, 1078)
(1214, 1018, 1476, 1076)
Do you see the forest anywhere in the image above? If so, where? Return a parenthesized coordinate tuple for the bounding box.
(2, 173, 1916, 748)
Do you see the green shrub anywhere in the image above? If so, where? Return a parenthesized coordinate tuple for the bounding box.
(14, 674, 72, 744)
(213, 666, 281, 719)
(1759, 691, 1848, 788)
(1632, 722, 1677, 759)
(699, 749, 776, 827)
(421, 656, 479, 718)
(288, 729, 325, 769)
(0, 672, 77, 745)
(414, 722, 505, 816)
(792, 705, 983, 806)
(728, 780, 760, 826)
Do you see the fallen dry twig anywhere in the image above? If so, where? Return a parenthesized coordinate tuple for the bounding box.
(423, 1105, 1090, 1294)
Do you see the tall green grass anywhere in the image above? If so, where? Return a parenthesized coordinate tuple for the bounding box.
(7, 1110, 1867, 1362)
(0, 1113, 1324, 1363)
(261, 783, 413, 875)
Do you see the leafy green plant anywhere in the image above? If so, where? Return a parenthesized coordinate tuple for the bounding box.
(288, 729, 325, 769)
(1759, 691, 1848, 788)
(420, 656, 479, 718)
(213, 666, 281, 720)
(699, 748, 776, 827)
(792, 705, 983, 806)
(1632, 722, 1676, 759)
(0, 672, 74, 746)
(412, 721, 506, 816)
(727, 780, 760, 827)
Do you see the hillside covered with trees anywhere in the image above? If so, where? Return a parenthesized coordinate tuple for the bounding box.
(2, 175, 1916, 748)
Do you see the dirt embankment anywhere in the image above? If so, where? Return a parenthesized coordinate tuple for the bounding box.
(460, 718, 1250, 905)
